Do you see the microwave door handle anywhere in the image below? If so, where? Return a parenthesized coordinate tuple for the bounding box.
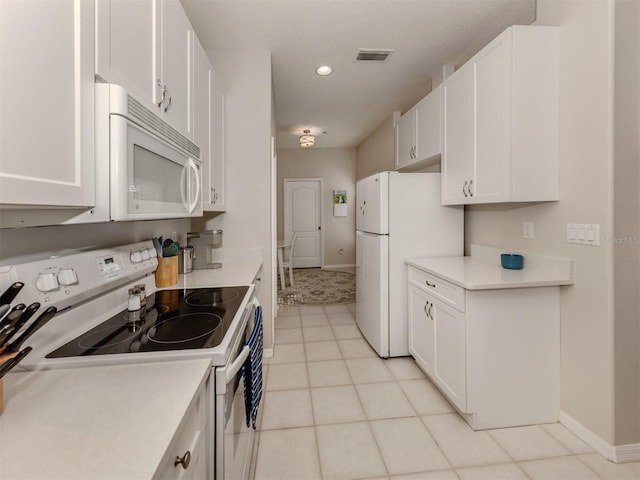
(188, 159, 201, 214)
(181, 159, 200, 214)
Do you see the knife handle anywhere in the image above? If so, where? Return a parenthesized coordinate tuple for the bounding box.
(0, 346, 32, 379)
(6, 306, 57, 353)
(0, 304, 26, 332)
(0, 282, 24, 306)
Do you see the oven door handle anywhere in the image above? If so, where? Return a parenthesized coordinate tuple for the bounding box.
(225, 345, 250, 383)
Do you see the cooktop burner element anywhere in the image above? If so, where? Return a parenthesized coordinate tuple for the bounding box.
(147, 313, 222, 344)
(47, 286, 249, 358)
(186, 289, 240, 307)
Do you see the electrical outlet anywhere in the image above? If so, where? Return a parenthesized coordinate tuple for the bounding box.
(523, 222, 535, 239)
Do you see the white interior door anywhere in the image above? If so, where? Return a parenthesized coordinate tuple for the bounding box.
(284, 179, 322, 268)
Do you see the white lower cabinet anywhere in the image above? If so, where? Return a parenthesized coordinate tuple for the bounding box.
(408, 265, 560, 430)
(431, 296, 466, 413)
(154, 376, 209, 479)
(408, 284, 435, 377)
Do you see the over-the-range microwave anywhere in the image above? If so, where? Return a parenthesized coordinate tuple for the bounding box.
(96, 84, 203, 221)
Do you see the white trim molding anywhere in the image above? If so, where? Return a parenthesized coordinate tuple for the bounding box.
(559, 411, 640, 463)
(322, 264, 356, 269)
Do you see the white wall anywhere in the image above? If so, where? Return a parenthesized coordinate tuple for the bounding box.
(190, 49, 276, 350)
(356, 113, 397, 181)
(612, 0, 640, 446)
(0, 219, 190, 260)
(277, 148, 356, 267)
(465, 0, 639, 448)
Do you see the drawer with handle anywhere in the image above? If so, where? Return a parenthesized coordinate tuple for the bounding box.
(153, 380, 207, 480)
(408, 266, 465, 312)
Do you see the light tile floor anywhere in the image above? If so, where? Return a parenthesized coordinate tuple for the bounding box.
(253, 304, 640, 480)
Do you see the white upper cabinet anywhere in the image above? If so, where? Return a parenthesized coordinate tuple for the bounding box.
(395, 108, 417, 169)
(160, 0, 194, 139)
(395, 85, 442, 171)
(209, 69, 226, 211)
(95, 0, 156, 111)
(96, 0, 193, 139)
(0, 0, 95, 208)
(441, 26, 559, 205)
(194, 39, 226, 212)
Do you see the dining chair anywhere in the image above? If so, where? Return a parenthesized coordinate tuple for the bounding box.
(281, 233, 297, 288)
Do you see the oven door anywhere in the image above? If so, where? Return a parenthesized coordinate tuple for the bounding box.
(110, 114, 202, 221)
(214, 301, 257, 480)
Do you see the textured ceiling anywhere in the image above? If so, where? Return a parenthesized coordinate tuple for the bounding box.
(181, 0, 536, 149)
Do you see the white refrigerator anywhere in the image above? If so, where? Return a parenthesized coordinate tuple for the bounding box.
(356, 172, 463, 358)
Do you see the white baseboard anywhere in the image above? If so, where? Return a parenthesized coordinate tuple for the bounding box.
(559, 411, 640, 463)
(322, 264, 356, 269)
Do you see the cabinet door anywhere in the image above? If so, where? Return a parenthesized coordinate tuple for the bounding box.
(441, 67, 474, 205)
(209, 72, 226, 210)
(415, 86, 441, 162)
(432, 297, 467, 412)
(95, 0, 159, 112)
(0, 0, 94, 208)
(471, 35, 511, 203)
(408, 284, 434, 377)
(395, 109, 416, 169)
(194, 38, 212, 209)
(161, 0, 194, 139)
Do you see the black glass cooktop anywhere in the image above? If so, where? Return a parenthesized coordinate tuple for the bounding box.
(47, 286, 249, 358)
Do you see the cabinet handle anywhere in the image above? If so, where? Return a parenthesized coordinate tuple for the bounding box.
(214, 189, 218, 203)
(425, 280, 436, 288)
(462, 181, 468, 197)
(468, 180, 473, 197)
(174, 450, 191, 470)
(424, 301, 434, 320)
(157, 81, 167, 108)
(164, 95, 172, 113)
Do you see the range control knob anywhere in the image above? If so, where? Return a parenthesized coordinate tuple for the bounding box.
(57, 268, 79, 286)
(147, 248, 157, 259)
(36, 272, 59, 292)
(130, 251, 143, 263)
(141, 249, 150, 261)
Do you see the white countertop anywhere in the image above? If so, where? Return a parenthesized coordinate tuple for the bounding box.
(176, 256, 262, 288)
(406, 245, 574, 290)
(0, 358, 211, 480)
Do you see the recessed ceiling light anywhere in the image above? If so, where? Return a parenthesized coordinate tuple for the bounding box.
(316, 65, 333, 76)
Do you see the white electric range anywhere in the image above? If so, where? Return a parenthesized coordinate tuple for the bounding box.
(0, 240, 260, 480)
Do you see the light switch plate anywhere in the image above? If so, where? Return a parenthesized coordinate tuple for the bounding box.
(567, 224, 600, 246)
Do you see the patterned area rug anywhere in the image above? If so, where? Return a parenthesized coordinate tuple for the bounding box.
(278, 269, 355, 305)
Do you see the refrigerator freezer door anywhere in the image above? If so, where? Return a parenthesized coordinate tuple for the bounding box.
(356, 172, 389, 234)
(356, 230, 389, 357)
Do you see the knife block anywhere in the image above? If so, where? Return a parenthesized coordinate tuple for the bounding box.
(155, 256, 178, 287)
(0, 350, 17, 415)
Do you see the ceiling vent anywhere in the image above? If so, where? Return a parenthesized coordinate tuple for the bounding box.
(355, 49, 394, 63)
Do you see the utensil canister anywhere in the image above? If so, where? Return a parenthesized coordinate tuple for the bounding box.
(211, 229, 223, 247)
(179, 246, 195, 274)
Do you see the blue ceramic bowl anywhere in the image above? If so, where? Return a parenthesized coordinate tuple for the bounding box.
(501, 253, 524, 270)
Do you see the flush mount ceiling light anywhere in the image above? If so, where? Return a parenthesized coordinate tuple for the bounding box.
(315, 65, 333, 76)
(299, 129, 315, 148)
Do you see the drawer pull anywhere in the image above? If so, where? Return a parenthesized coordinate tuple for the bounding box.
(425, 280, 436, 288)
(175, 450, 191, 470)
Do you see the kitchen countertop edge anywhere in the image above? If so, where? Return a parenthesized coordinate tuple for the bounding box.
(406, 246, 574, 290)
